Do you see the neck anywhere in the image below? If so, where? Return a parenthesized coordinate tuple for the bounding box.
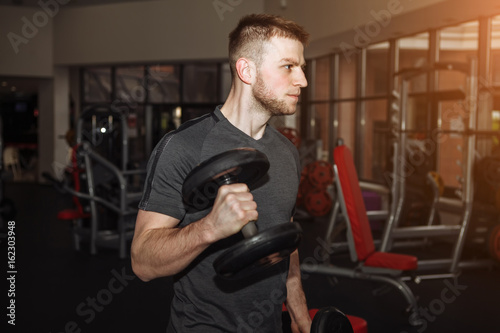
(220, 84, 270, 140)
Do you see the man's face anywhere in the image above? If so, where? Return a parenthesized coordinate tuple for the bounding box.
(252, 37, 308, 116)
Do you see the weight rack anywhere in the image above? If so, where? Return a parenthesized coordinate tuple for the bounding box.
(379, 59, 497, 277)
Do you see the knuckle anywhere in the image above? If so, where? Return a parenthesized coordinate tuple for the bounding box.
(218, 184, 230, 195)
(224, 192, 236, 202)
(235, 209, 246, 221)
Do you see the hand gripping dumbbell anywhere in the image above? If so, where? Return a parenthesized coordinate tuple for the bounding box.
(182, 148, 302, 279)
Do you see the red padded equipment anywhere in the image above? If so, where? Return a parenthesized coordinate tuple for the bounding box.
(334, 145, 417, 271)
(56, 145, 90, 223)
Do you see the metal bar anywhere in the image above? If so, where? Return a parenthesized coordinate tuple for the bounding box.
(415, 259, 454, 270)
(478, 16, 491, 86)
(300, 262, 420, 325)
(391, 225, 461, 238)
(355, 48, 366, 175)
(450, 59, 478, 273)
(366, 210, 388, 220)
(83, 151, 98, 255)
(381, 80, 410, 252)
(409, 89, 466, 101)
(402, 273, 458, 282)
(395, 79, 410, 233)
(394, 61, 471, 77)
(425, 172, 440, 227)
(428, 29, 439, 153)
(329, 54, 339, 164)
(385, 41, 399, 225)
(359, 181, 390, 194)
(308, 59, 317, 141)
(437, 197, 463, 212)
(325, 201, 340, 247)
(380, 140, 399, 252)
(333, 164, 358, 262)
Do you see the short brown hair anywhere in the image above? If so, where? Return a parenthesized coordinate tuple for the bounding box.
(228, 14, 309, 76)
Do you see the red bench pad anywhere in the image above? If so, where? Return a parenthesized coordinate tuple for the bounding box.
(364, 251, 417, 271)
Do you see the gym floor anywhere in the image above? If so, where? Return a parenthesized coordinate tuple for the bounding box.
(2, 182, 499, 333)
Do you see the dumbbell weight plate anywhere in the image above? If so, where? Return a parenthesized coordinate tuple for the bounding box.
(311, 306, 354, 333)
(213, 222, 302, 279)
(305, 189, 333, 217)
(307, 161, 334, 188)
(182, 148, 269, 209)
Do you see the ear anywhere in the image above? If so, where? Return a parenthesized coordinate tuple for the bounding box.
(235, 58, 254, 85)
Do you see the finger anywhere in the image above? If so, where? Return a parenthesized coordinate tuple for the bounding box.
(244, 209, 258, 222)
(219, 183, 249, 194)
(238, 200, 257, 211)
(220, 191, 254, 207)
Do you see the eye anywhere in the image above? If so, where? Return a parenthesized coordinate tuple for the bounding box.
(284, 65, 292, 70)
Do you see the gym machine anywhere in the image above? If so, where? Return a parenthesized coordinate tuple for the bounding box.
(379, 59, 499, 276)
(44, 105, 146, 258)
(301, 145, 423, 326)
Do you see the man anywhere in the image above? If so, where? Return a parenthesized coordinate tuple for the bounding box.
(131, 14, 311, 332)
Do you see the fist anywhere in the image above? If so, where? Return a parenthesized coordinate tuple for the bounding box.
(205, 183, 258, 241)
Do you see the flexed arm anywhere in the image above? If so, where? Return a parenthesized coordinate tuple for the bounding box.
(131, 184, 257, 281)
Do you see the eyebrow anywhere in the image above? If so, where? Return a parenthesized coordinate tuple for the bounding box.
(280, 58, 306, 69)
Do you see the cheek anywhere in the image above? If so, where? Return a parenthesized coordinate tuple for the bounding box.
(266, 74, 288, 91)
(256, 69, 289, 93)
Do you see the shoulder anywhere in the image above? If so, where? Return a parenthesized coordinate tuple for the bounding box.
(146, 111, 220, 179)
(155, 112, 218, 158)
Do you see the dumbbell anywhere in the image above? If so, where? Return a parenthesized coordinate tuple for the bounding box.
(282, 306, 355, 333)
(311, 307, 354, 333)
(182, 148, 302, 279)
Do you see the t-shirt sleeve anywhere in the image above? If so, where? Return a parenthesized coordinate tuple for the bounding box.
(138, 133, 193, 220)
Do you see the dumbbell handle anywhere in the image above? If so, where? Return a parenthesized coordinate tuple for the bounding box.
(241, 221, 258, 238)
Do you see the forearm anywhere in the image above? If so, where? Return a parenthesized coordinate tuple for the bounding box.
(131, 217, 213, 281)
(286, 250, 311, 332)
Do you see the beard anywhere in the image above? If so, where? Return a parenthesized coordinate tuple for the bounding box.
(252, 74, 296, 117)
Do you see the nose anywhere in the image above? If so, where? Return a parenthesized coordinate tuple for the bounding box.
(294, 68, 308, 88)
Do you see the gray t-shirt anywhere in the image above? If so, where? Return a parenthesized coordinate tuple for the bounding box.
(139, 106, 301, 332)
